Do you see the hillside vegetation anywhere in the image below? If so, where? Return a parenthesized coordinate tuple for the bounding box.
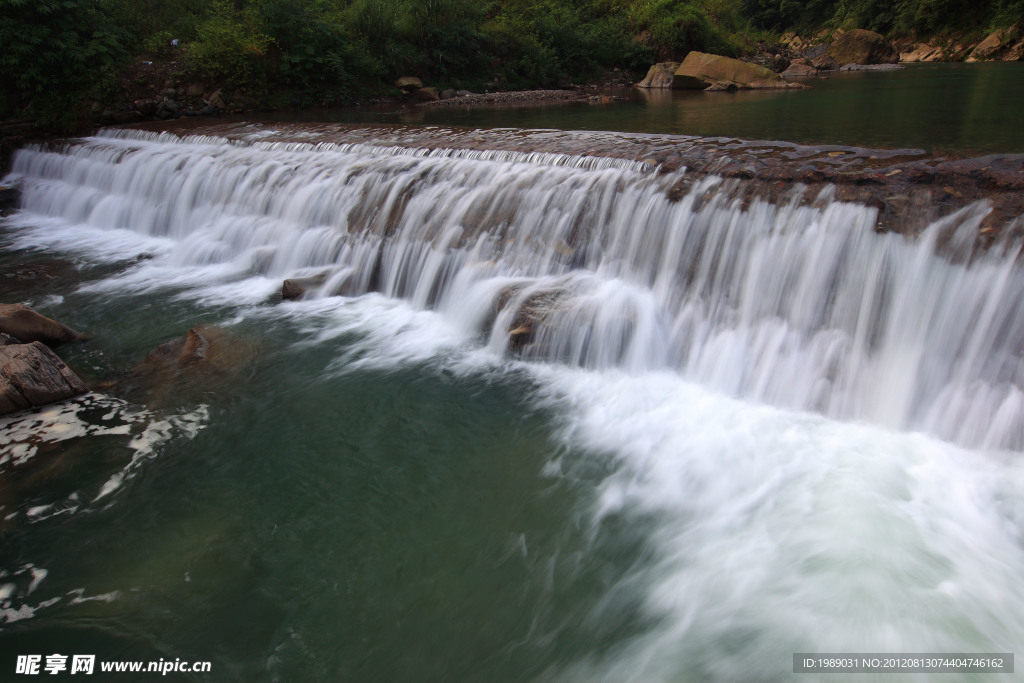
(1, 0, 1020, 128)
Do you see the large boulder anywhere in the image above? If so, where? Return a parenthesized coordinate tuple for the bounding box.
(395, 76, 423, 92)
(415, 87, 440, 102)
(782, 58, 817, 77)
(966, 26, 1022, 62)
(0, 340, 89, 415)
(636, 62, 681, 88)
(0, 303, 82, 346)
(826, 29, 897, 66)
(672, 52, 800, 90)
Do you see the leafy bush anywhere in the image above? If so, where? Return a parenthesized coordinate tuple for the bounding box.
(184, 0, 272, 87)
(0, 0, 127, 126)
(631, 0, 739, 59)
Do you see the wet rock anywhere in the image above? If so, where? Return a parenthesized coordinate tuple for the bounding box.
(810, 53, 839, 71)
(440, 88, 457, 100)
(782, 58, 817, 77)
(416, 87, 440, 102)
(1006, 38, 1024, 61)
(705, 80, 739, 92)
(673, 51, 802, 90)
(825, 29, 898, 66)
(130, 325, 254, 402)
(496, 287, 570, 353)
(636, 62, 681, 89)
(0, 304, 82, 346)
(967, 26, 1021, 62)
(0, 341, 89, 415)
(134, 99, 159, 117)
(281, 275, 325, 300)
(899, 43, 944, 62)
(207, 89, 226, 110)
(0, 184, 19, 209)
(395, 76, 423, 91)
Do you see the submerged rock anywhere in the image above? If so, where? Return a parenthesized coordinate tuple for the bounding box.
(282, 275, 326, 300)
(124, 325, 257, 405)
(636, 62, 681, 89)
(0, 303, 82, 346)
(0, 340, 89, 415)
(672, 52, 802, 90)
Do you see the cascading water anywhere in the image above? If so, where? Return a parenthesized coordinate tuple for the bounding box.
(8, 128, 1023, 450)
(3, 126, 1024, 681)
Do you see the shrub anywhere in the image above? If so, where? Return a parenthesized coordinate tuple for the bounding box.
(0, 0, 127, 126)
(184, 0, 272, 88)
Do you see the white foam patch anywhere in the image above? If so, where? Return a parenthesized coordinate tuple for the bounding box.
(0, 394, 210, 506)
(265, 293, 480, 371)
(526, 366, 1024, 680)
(4, 214, 174, 264)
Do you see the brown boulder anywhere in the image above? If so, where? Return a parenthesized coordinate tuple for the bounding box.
(415, 87, 440, 102)
(672, 51, 800, 90)
(282, 275, 325, 300)
(826, 29, 898, 66)
(966, 26, 1021, 62)
(1007, 38, 1024, 61)
(395, 76, 423, 92)
(900, 43, 944, 62)
(0, 303, 82, 346)
(636, 62, 681, 88)
(811, 53, 839, 71)
(782, 58, 817, 77)
(0, 341, 89, 415)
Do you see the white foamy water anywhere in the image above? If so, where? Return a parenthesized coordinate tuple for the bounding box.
(7, 128, 1023, 450)
(244, 294, 1024, 680)
(4, 128, 1024, 676)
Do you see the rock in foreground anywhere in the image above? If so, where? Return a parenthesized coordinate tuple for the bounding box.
(0, 339, 89, 415)
(0, 303, 82, 346)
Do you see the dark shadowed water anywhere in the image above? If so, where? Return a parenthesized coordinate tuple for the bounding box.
(310, 63, 1024, 155)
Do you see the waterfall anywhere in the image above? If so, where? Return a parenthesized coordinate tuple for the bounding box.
(7, 128, 1024, 451)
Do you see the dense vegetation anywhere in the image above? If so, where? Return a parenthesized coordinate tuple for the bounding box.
(1, 0, 1020, 128)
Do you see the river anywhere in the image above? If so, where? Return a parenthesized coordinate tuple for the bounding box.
(1, 66, 1023, 682)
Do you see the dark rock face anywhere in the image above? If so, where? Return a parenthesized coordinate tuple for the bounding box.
(636, 62, 681, 88)
(0, 341, 89, 415)
(282, 275, 326, 300)
(782, 58, 817, 77)
(826, 29, 898, 66)
(0, 303, 82, 346)
(395, 77, 423, 91)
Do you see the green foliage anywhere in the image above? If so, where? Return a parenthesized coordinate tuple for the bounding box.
(631, 0, 739, 59)
(742, 0, 837, 30)
(6, 0, 1018, 130)
(743, 0, 1016, 34)
(0, 0, 127, 126)
(101, 0, 207, 51)
(184, 0, 272, 88)
(261, 0, 381, 103)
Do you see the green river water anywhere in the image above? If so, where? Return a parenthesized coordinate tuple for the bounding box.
(2, 64, 1024, 682)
